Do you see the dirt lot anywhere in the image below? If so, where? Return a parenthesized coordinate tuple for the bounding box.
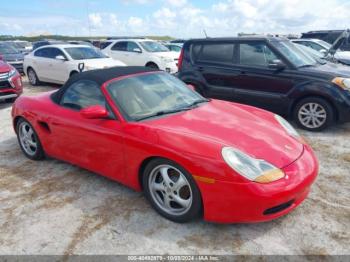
(0, 77, 349, 255)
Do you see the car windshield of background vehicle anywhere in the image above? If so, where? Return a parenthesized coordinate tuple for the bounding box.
(294, 44, 327, 64)
(271, 40, 317, 67)
(107, 72, 206, 121)
(315, 39, 332, 50)
(139, 41, 169, 52)
(0, 43, 19, 54)
(64, 47, 107, 60)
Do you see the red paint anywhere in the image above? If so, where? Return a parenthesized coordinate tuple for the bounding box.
(11, 72, 319, 223)
(0, 61, 23, 99)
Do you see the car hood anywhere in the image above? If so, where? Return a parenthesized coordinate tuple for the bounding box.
(145, 100, 304, 169)
(334, 51, 350, 60)
(300, 62, 350, 78)
(82, 58, 126, 69)
(0, 61, 11, 73)
(2, 53, 24, 62)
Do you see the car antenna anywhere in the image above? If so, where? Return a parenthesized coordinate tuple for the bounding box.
(203, 29, 209, 38)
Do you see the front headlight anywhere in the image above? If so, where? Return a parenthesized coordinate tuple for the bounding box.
(8, 68, 17, 77)
(332, 77, 350, 90)
(222, 147, 284, 183)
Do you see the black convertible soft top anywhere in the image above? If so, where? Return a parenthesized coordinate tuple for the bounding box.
(52, 66, 159, 103)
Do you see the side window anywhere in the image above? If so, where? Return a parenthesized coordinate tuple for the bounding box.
(126, 41, 140, 52)
(34, 48, 47, 57)
(111, 41, 127, 51)
(197, 43, 234, 64)
(307, 42, 324, 51)
(191, 44, 202, 62)
(60, 80, 105, 110)
(50, 48, 66, 59)
(239, 43, 278, 67)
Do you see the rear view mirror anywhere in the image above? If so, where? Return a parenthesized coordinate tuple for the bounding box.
(80, 105, 109, 119)
(268, 60, 285, 70)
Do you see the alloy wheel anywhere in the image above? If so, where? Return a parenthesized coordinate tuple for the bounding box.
(18, 122, 38, 156)
(28, 69, 37, 85)
(148, 164, 192, 216)
(298, 102, 327, 129)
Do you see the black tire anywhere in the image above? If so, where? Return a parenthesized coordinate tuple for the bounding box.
(27, 68, 40, 86)
(293, 97, 334, 131)
(146, 63, 159, 69)
(16, 118, 45, 160)
(142, 158, 202, 223)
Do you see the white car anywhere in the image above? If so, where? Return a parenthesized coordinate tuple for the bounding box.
(102, 39, 179, 74)
(292, 38, 350, 65)
(24, 44, 125, 85)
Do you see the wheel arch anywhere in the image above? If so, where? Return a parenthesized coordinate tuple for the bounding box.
(145, 61, 159, 68)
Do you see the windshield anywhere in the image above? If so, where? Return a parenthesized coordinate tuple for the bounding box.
(167, 45, 181, 52)
(140, 41, 169, 52)
(0, 43, 20, 54)
(64, 47, 107, 60)
(294, 44, 327, 64)
(315, 39, 332, 49)
(12, 42, 31, 48)
(107, 72, 206, 121)
(271, 40, 317, 67)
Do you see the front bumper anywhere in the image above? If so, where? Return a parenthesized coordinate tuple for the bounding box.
(200, 145, 318, 223)
(8, 61, 24, 73)
(0, 74, 23, 101)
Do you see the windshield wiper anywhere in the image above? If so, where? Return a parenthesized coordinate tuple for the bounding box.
(185, 98, 210, 108)
(298, 64, 315, 68)
(135, 107, 191, 121)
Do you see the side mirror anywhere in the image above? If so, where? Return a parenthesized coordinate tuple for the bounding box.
(55, 55, 66, 61)
(80, 105, 109, 119)
(133, 48, 142, 53)
(320, 49, 328, 55)
(268, 60, 286, 70)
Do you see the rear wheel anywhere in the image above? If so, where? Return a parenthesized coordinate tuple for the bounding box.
(27, 68, 40, 86)
(143, 158, 202, 223)
(16, 118, 45, 160)
(146, 63, 159, 69)
(293, 97, 334, 131)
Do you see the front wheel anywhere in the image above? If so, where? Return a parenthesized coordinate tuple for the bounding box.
(293, 97, 334, 131)
(143, 158, 202, 223)
(16, 118, 45, 160)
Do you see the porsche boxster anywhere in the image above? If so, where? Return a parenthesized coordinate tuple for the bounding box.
(12, 66, 318, 223)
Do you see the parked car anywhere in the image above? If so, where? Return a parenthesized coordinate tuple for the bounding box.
(292, 31, 350, 65)
(0, 42, 24, 73)
(100, 41, 113, 50)
(170, 39, 186, 46)
(302, 30, 350, 51)
(102, 39, 179, 74)
(12, 66, 318, 223)
(164, 43, 182, 53)
(177, 36, 350, 131)
(6, 40, 32, 54)
(24, 44, 125, 85)
(32, 40, 66, 50)
(0, 60, 23, 102)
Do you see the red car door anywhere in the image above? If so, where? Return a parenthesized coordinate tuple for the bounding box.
(45, 80, 126, 182)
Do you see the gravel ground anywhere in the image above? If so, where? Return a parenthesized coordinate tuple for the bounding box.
(0, 77, 349, 255)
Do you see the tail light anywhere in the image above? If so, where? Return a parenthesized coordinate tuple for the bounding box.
(177, 48, 184, 71)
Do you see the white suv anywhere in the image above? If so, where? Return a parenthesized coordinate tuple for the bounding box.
(102, 39, 179, 74)
(24, 44, 125, 85)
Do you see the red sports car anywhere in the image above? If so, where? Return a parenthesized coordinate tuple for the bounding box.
(12, 67, 318, 223)
(0, 60, 23, 102)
